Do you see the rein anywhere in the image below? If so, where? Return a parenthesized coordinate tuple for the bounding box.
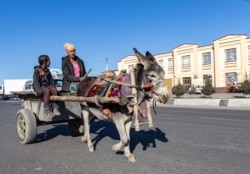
(99, 78, 143, 90)
(101, 78, 156, 99)
(99, 71, 163, 98)
(100, 74, 159, 116)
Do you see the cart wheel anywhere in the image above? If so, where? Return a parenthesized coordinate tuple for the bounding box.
(68, 119, 84, 137)
(16, 109, 37, 144)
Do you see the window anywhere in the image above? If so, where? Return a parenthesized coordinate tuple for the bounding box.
(225, 72, 237, 85)
(24, 82, 33, 91)
(55, 79, 62, 87)
(203, 74, 212, 83)
(168, 58, 173, 69)
(182, 77, 191, 90)
(158, 59, 164, 68)
(225, 48, 237, 62)
(181, 55, 190, 67)
(248, 46, 250, 59)
(202, 52, 211, 65)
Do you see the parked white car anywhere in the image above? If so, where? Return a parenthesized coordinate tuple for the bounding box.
(188, 84, 205, 94)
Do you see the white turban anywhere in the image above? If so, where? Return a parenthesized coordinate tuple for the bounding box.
(64, 43, 75, 51)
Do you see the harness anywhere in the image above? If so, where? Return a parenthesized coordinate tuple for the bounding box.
(86, 72, 154, 101)
(85, 68, 159, 124)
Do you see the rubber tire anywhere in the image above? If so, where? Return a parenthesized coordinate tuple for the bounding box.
(16, 109, 37, 144)
(68, 119, 84, 137)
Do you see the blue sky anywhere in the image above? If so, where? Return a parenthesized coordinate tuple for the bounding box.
(0, 0, 250, 84)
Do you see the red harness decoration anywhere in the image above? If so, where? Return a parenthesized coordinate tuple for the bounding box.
(143, 83, 153, 90)
(108, 76, 125, 97)
(87, 84, 105, 97)
(86, 75, 124, 97)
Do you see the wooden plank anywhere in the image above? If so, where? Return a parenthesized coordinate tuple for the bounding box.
(11, 91, 35, 95)
(50, 95, 122, 104)
(130, 68, 140, 131)
(146, 99, 153, 128)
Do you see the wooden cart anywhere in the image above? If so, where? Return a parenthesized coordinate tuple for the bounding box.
(12, 91, 132, 144)
(13, 91, 86, 144)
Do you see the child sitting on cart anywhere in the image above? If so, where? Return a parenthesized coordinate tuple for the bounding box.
(33, 55, 61, 121)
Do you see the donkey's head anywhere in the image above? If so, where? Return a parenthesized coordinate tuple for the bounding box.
(133, 48, 169, 104)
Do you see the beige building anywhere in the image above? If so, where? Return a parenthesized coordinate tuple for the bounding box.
(118, 34, 250, 93)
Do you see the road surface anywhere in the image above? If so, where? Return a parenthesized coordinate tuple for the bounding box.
(0, 101, 249, 174)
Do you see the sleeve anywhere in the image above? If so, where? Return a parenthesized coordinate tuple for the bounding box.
(33, 70, 42, 95)
(80, 59, 87, 77)
(62, 58, 80, 82)
(48, 71, 56, 87)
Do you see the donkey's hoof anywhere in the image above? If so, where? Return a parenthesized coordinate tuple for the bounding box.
(81, 136, 87, 143)
(127, 154, 136, 162)
(112, 144, 121, 152)
(89, 147, 94, 152)
(112, 145, 118, 152)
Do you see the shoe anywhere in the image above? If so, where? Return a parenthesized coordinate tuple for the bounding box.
(53, 107, 61, 115)
(52, 103, 61, 115)
(44, 112, 55, 122)
(44, 106, 55, 122)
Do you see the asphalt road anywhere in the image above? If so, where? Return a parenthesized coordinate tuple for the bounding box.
(0, 101, 250, 174)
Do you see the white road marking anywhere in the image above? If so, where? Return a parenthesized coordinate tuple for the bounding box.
(200, 117, 250, 123)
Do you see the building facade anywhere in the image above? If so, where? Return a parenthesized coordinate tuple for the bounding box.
(117, 34, 250, 93)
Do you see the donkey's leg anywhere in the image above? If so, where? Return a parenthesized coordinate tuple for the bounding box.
(112, 116, 135, 162)
(81, 114, 95, 143)
(112, 116, 128, 152)
(123, 119, 135, 162)
(81, 108, 94, 152)
(80, 111, 88, 143)
(80, 105, 88, 143)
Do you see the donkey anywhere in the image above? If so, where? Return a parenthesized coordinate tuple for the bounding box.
(76, 48, 169, 162)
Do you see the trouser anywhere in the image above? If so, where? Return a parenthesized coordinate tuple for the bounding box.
(41, 85, 58, 107)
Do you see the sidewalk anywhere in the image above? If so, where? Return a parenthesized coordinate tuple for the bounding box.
(155, 93, 250, 109)
(171, 93, 248, 99)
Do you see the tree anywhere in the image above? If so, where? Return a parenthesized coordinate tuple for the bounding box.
(239, 74, 250, 97)
(201, 80, 215, 97)
(172, 81, 186, 98)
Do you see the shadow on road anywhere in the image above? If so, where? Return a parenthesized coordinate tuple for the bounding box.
(35, 120, 169, 154)
(130, 127, 168, 152)
(35, 120, 118, 144)
(36, 124, 70, 143)
(88, 120, 169, 153)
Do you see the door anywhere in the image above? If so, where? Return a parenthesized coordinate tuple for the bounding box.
(183, 77, 191, 91)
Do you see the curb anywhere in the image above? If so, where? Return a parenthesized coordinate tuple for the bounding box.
(154, 98, 250, 109)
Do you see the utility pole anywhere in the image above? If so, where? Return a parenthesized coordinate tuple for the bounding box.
(105, 57, 109, 71)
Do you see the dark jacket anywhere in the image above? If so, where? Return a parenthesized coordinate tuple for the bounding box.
(61, 55, 86, 91)
(33, 66, 56, 95)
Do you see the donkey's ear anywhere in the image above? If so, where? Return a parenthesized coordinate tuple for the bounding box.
(133, 48, 139, 54)
(146, 51, 157, 62)
(133, 48, 143, 57)
(146, 51, 152, 57)
(133, 48, 146, 63)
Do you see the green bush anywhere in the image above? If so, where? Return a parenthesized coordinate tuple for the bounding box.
(201, 80, 215, 96)
(239, 80, 250, 95)
(172, 82, 186, 98)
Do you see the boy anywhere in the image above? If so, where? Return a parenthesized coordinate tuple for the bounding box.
(33, 55, 61, 121)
